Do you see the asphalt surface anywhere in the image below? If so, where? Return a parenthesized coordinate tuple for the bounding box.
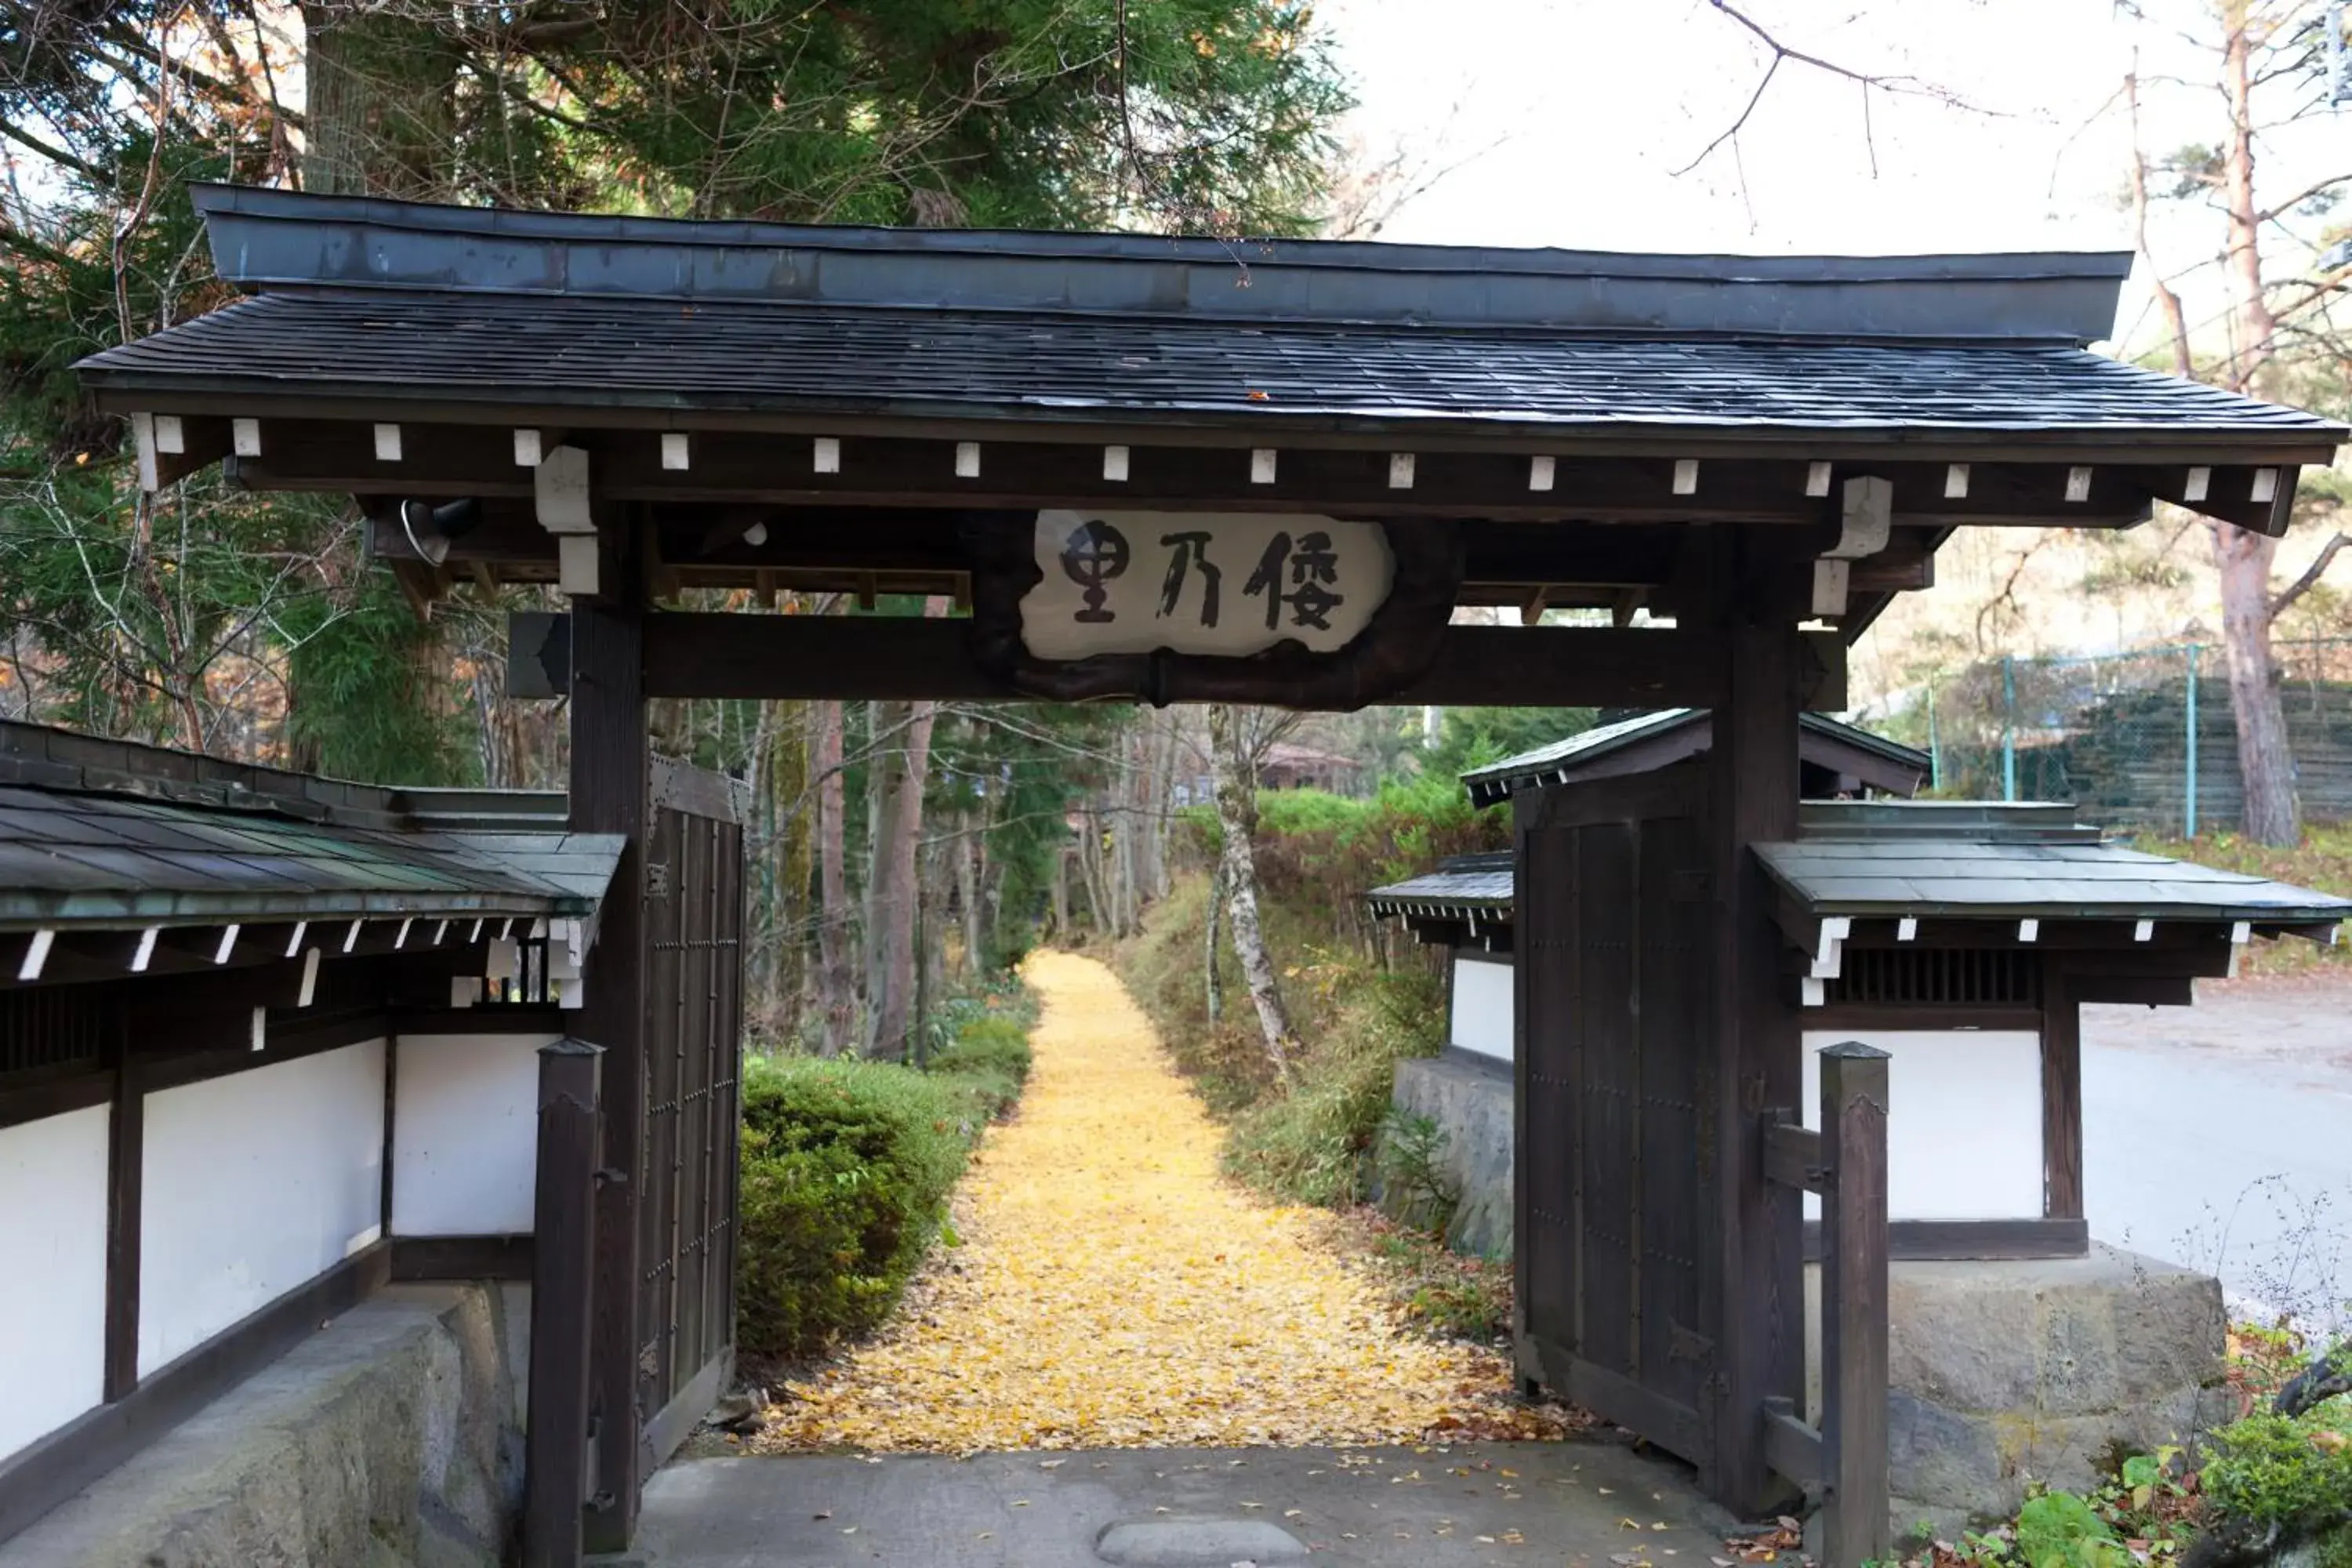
(624, 1439, 1740, 1568)
(2081, 972, 2352, 1327)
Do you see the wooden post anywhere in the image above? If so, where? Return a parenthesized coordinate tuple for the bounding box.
(1704, 525, 1807, 1511)
(1818, 1041, 1890, 1568)
(524, 1038, 602, 1568)
(102, 1008, 142, 1403)
(571, 515, 649, 1553)
(2040, 973, 2085, 1223)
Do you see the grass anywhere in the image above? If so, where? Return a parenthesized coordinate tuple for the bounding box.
(1318, 1205, 1517, 1345)
(2124, 825, 2352, 977)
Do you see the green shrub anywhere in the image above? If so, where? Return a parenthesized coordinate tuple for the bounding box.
(2201, 1411, 2352, 1535)
(928, 1011, 1035, 1122)
(735, 1054, 971, 1360)
(1221, 967, 1444, 1207)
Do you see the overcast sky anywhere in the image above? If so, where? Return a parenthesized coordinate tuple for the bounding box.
(1323, 0, 2352, 358)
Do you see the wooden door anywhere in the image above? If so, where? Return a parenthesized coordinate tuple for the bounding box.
(1515, 761, 1716, 1468)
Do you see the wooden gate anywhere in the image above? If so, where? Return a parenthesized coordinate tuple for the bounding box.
(637, 764, 746, 1466)
(1514, 761, 1718, 1472)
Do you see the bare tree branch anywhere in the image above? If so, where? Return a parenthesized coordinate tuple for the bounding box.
(2271, 531, 2350, 621)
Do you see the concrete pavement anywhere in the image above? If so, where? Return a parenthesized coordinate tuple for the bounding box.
(624, 1438, 1741, 1567)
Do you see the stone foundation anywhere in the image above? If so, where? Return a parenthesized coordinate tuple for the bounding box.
(1806, 1246, 2228, 1537)
(0, 1282, 530, 1568)
(1382, 1051, 1514, 1258)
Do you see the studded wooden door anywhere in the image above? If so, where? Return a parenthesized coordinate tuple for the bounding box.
(1514, 760, 1718, 1469)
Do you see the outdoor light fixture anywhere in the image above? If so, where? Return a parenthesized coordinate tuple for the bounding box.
(397, 495, 482, 565)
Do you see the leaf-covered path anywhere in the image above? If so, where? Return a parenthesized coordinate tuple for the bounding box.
(761, 950, 1553, 1452)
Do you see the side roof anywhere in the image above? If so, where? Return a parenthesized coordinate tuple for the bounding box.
(0, 720, 627, 930)
(1461, 709, 1930, 808)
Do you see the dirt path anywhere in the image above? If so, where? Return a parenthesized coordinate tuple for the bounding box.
(760, 951, 1550, 1452)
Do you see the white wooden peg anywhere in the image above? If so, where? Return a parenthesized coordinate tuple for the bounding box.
(535, 446, 593, 533)
(374, 423, 403, 462)
(233, 418, 262, 457)
(2018, 919, 2040, 943)
(1806, 461, 1833, 497)
(1103, 445, 1130, 481)
(2184, 466, 2211, 503)
(514, 428, 543, 466)
(1896, 917, 1919, 942)
(395, 917, 412, 949)
(154, 414, 186, 454)
(954, 441, 981, 477)
(2250, 469, 2279, 503)
(131, 927, 159, 973)
(16, 929, 52, 982)
(813, 437, 841, 474)
(343, 917, 365, 953)
(1250, 448, 1278, 485)
(214, 924, 240, 964)
(1388, 452, 1416, 489)
(1945, 463, 1970, 499)
(559, 535, 600, 596)
(2133, 919, 2154, 942)
(661, 432, 691, 470)
(1528, 455, 1555, 492)
(284, 920, 307, 959)
(131, 412, 162, 491)
(297, 946, 321, 1007)
(1672, 459, 1699, 495)
(2065, 466, 2094, 503)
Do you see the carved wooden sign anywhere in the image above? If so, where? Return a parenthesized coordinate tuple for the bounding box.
(965, 510, 1461, 709)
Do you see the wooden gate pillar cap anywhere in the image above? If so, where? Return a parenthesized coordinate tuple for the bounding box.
(1819, 1040, 1890, 1060)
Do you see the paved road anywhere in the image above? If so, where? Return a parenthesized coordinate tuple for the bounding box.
(2081, 972, 2352, 1328)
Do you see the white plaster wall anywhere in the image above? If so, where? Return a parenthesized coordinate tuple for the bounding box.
(1450, 956, 1515, 1062)
(1801, 1029, 2042, 1222)
(0, 1105, 109, 1461)
(391, 1032, 556, 1236)
(139, 1040, 387, 1377)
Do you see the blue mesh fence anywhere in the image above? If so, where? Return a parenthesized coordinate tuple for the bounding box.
(1923, 638, 2352, 833)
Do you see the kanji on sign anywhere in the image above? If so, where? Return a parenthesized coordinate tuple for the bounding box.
(1156, 532, 1223, 628)
(1018, 510, 1392, 662)
(1243, 528, 1346, 631)
(1059, 519, 1131, 622)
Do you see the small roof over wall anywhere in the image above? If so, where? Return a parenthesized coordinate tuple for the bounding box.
(1462, 709, 1929, 807)
(1366, 804, 2350, 957)
(1756, 801, 2352, 933)
(0, 720, 622, 933)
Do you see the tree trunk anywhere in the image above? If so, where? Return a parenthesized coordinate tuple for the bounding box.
(1207, 702, 1293, 1078)
(2212, 9, 2302, 845)
(815, 699, 855, 1054)
(958, 814, 984, 976)
(1204, 860, 1224, 1027)
(863, 604, 946, 1058)
(1051, 848, 1070, 940)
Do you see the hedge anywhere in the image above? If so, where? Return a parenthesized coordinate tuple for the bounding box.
(736, 1006, 1035, 1362)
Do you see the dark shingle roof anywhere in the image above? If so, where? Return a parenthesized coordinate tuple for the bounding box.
(0, 784, 622, 928)
(74, 290, 2343, 445)
(1462, 709, 1929, 806)
(1366, 852, 1515, 916)
(1753, 837, 2352, 927)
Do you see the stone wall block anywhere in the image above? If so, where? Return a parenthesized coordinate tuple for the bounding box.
(0, 1282, 528, 1568)
(1385, 1055, 1513, 1258)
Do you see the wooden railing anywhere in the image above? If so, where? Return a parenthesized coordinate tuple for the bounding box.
(1759, 1042, 1890, 1568)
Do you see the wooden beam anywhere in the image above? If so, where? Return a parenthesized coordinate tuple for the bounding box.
(609, 611, 1848, 710)
(524, 1041, 600, 1568)
(1817, 1043, 1892, 1568)
(569, 532, 648, 1555)
(1705, 527, 1809, 1515)
(2042, 975, 2085, 1222)
(231, 419, 2176, 525)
